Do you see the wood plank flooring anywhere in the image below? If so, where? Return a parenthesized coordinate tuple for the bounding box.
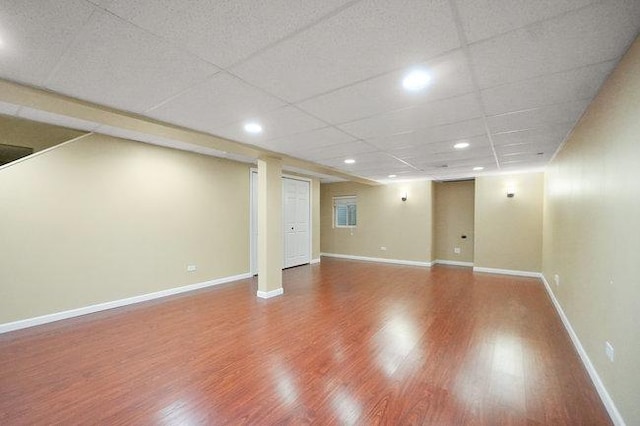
(0, 258, 611, 425)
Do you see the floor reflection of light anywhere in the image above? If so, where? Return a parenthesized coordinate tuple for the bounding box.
(159, 399, 202, 426)
(493, 334, 523, 377)
(331, 388, 362, 426)
(490, 334, 526, 411)
(374, 313, 421, 377)
(452, 344, 493, 411)
(272, 363, 299, 406)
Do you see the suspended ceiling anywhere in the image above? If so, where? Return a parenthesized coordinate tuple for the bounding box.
(0, 0, 638, 182)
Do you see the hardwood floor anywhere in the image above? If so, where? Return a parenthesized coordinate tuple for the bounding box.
(0, 258, 611, 425)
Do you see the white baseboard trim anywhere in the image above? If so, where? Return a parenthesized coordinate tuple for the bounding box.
(321, 252, 432, 268)
(256, 288, 284, 299)
(540, 275, 625, 426)
(433, 259, 474, 267)
(0, 272, 252, 335)
(472, 266, 542, 278)
(310, 258, 321, 264)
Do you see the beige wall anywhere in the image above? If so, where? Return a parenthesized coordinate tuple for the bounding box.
(474, 172, 543, 272)
(433, 180, 475, 263)
(543, 37, 640, 425)
(320, 180, 432, 263)
(257, 157, 282, 292)
(0, 133, 251, 324)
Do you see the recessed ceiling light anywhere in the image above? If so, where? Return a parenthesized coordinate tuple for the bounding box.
(244, 122, 262, 134)
(454, 141, 470, 149)
(473, 166, 484, 171)
(388, 174, 397, 178)
(344, 159, 356, 164)
(402, 69, 432, 92)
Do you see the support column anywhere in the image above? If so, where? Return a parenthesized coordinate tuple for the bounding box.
(257, 157, 283, 298)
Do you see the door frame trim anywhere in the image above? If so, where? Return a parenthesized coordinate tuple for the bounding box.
(249, 169, 313, 275)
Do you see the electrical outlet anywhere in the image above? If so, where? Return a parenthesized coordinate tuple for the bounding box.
(380, 246, 387, 251)
(187, 264, 197, 272)
(454, 247, 461, 254)
(554, 274, 560, 286)
(605, 341, 615, 362)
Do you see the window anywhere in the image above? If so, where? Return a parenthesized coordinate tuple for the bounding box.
(334, 196, 357, 227)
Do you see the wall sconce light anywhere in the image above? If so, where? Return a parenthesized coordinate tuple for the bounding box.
(506, 185, 515, 198)
(401, 192, 408, 202)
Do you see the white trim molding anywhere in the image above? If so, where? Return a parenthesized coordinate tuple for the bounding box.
(310, 258, 321, 264)
(472, 266, 542, 278)
(321, 253, 432, 267)
(257, 288, 284, 299)
(0, 272, 252, 334)
(540, 275, 625, 426)
(433, 259, 474, 267)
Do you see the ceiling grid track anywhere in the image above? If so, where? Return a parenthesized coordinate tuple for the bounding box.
(448, 0, 501, 170)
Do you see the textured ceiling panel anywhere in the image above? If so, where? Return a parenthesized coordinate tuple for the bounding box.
(146, 73, 285, 133)
(210, 106, 326, 145)
(296, 49, 475, 125)
(339, 93, 484, 140)
(456, 0, 594, 43)
(92, 0, 355, 68)
(470, 1, 640, 89)
(0, 0, 94, 85)
(0, 0, 637, 181)
(231, 0, 460, 102)
(46, 11, 219, 113)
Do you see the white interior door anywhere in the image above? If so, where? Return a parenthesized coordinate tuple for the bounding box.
(250, 173, 311, 274)
(283, 177, 310, 268)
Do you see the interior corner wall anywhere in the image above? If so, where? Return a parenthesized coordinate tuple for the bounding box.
(474, 172, 543, 272)
(0, 133, 251, 324)
(320, 180, 432, 263)
(543, 36, 640, 425)
(433, 180, 475, 263)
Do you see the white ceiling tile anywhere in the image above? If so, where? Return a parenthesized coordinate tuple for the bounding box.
(94, 0, 355, 68)
(231, 0, 460, 102)
(339, 93, 483, 139)
(18, 107, 100, 132)
(500, 157, 550, 168)
(0, 0, 95, 85)
(456, 0, 594, 43)
(296, 49, 475, 124)
(210, 106, 326, 145)
(470, 1, 640, 88)
(389, 134, 492, 159)
(487, 99, 589, 134)
(264, 127, 356, 154)
(366, 118, 487, 150)
(294, 140, 377, 162)
(2, 0, 636, 180)
(46, 11, 219, 113)
(317, 151, 408, 171)
(492, 124, 572, 148)
(496, 142, 558, 156)
(145, 73, 285, 133)
(481, 60, 616, 116)
(500, 158, 549, 170)
(412, 153, 497, 170)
